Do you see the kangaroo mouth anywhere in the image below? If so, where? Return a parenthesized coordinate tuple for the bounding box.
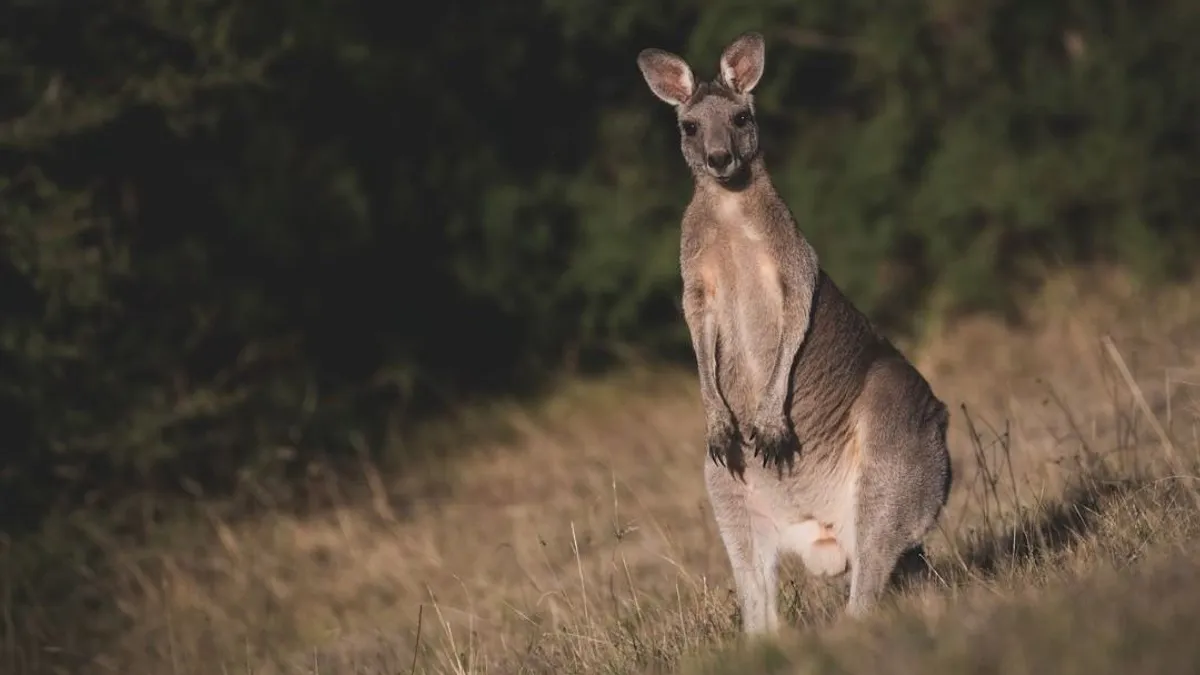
(710, 159, 749, 187)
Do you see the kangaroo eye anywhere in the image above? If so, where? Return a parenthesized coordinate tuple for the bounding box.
(681, 120, 699, 137)
(733, 111, 752, 127)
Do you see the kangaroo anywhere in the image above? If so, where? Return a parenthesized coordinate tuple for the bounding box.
(636, 32, 952, 633)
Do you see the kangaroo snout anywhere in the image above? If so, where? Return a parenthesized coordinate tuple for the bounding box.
(705, 149, 740, 180)
(706, 150, 733, 170)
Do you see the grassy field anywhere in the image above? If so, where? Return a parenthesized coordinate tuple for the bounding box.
(8, 268, 1200, 675)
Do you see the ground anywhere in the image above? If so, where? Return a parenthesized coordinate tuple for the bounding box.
(9, 268, 1200, 674)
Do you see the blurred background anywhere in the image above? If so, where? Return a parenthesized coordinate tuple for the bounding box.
(3, 0, 1200, 671)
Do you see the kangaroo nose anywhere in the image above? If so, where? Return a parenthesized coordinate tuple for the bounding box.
(706, 151, 732, 170)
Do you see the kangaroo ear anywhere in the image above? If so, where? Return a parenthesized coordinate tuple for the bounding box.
(719, 32, 765, 95)
(637, 48, 695, 106)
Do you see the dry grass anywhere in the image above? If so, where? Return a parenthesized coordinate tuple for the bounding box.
(8, 267, 1200, 675)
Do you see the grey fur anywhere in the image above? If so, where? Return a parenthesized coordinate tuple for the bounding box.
(636, 32, 953, 633)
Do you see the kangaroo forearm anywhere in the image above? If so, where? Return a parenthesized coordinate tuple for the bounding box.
(759, 254, 815, 413)
(692, 312, 730, 417)
(764, 234, 819, 408)
(760, 313, 808, 412)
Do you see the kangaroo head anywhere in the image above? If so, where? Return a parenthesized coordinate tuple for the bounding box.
(637, 32, 765, 187)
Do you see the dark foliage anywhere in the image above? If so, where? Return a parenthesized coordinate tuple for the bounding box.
(2, 0, 1198, 529)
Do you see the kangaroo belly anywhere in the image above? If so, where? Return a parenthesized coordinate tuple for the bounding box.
(732, 294, 777, 388)
(712, 443, 860, 577)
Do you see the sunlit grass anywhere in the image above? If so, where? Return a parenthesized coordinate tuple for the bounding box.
(7, 268, 1200, 675)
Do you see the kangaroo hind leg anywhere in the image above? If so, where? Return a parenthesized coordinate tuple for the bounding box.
(707, 468, 784, 634)
(846, 366, 951, 618)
